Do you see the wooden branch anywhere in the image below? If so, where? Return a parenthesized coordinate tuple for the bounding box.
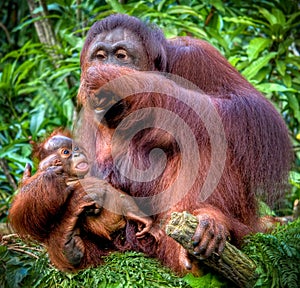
(204, 7, 216, 26)
(293, 199, 300, 219)
(1, 234, 43, 259)
(0, 158, 17, 191)
(0, 23, 11, 44)
(0, 223, 13, 236)
(166, 212, 257, 288)
(27, 0, 48, 45)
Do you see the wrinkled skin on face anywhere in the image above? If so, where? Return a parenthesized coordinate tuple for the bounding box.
(85, 28, 150, 71)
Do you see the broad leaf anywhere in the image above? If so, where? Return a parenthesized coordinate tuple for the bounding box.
(287, 94, 300, 122)
(242, 53, 277, 80)
(259, 7, 277, 25)
(29, 105, 46, 137)
(256, 83, 296, 94)
(247, 38, 272, 62)
(275, 60, 286, 77)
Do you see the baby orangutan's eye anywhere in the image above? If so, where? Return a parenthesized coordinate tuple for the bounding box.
(60, 148, 71, 157)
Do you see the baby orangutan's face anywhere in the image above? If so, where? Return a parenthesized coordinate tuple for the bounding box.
(62, 146, 90, 177)
(38, 143, 90, 178)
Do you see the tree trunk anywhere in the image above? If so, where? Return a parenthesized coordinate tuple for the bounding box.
(26, 0, 75, 90)
(166, 212, 257, 288)
(27, 0, 57, 46)
(26, 0, 61, 66)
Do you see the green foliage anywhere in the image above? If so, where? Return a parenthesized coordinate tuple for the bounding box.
(242, 218, 300, 288)
(183, 273, 226, 288)
(1, 220, 299, 288)
(0, 237, 190, 288)
(258, 200, 276, 217)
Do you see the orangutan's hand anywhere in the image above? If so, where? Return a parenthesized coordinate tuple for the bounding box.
(192, 214, 229, 259)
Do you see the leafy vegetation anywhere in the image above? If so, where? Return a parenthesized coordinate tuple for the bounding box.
(242, 218, 300, 288)
(0, 236, 190, 288)
(0, 239, 189, 288)
(1, 219, 299, 287)
(0, 0, 300, 287)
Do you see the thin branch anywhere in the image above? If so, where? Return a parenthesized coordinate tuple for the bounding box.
(0, 23, 11, 44)
(8, 247, 40, 259)
(0, 158, 17, 191)
(205, 7, 216, 26)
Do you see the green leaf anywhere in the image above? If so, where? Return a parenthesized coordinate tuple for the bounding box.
(255, 83, 296, 94)
(208, 0, 225, 13)
(167, 6, 203, 18)
(183, 273, 226, 288)
(0, 82, 10, 91)
(283, 74, 292, 88)
(271, 8, 286, 26)
(205, 28, 229, 52)
(290, 171, 300, 188)
(106, 0, 126, 13)
(252, 67, 272, 83)
(48, 65, 79, 80)
(62, 99, 74, 121)
(157, 0, 169, 12)
(259, 8, 277, 25)
(223, 16, 257, 27)
(259, 201, 275, 216)
(286, 11, 300, 25)
(228, 56, 241, 67)
(275, 60, 286, 77)
(30, 105, 46, 137)
(14, 60, 36, 86)
(247, 38, 272, 62)
(1, 63, 14, 85)
(242, 52, 277, 80)
(287, 94, 300, 122)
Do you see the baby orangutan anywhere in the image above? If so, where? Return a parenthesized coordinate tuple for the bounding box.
(38, 142, 160, 240)
(10, 134, 162, 271)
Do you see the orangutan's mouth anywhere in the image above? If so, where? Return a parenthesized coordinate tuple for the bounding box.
(76, 161, 89, 171)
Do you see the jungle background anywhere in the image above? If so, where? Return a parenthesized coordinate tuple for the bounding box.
(0, 0, 299, 287)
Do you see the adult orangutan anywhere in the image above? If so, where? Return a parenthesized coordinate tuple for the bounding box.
(79, 13, 291, 207)
(74, 60, 292, 273)
(74, 13, 292, 271)
(9, 132, 163, 271)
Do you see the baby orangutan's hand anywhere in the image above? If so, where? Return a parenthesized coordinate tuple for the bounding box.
(135, 218, 164, 242)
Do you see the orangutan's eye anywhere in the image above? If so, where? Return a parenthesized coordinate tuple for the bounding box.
(95, 50, 107, 60)
(115, 49, 130, 61)
(62, 149, 70, 155)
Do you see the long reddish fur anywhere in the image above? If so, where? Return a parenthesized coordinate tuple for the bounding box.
(75, 60, 292, 273)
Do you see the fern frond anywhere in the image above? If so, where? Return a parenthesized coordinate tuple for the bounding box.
(242, 218, 300, 288)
